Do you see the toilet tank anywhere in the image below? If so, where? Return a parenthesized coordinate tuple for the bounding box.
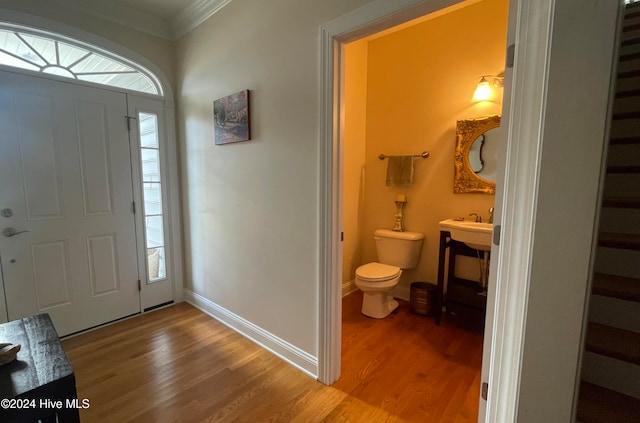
(374, 229, 424, 269)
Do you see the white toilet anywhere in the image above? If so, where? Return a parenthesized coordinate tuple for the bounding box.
(355, 229, 424, 318)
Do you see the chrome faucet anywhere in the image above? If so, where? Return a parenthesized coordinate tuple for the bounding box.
(469, 213, 482, 223)
(488, 207, 494, 224)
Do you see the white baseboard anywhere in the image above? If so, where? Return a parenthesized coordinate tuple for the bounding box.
(392, 284, 410, 302)
(184, 289, 318, 379)
(342, 279, 358, 297)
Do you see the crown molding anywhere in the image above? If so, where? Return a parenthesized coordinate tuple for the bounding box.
(51, 0, 173, 40)
(50, 0, 233, 41)
(172, 0, 233, 39)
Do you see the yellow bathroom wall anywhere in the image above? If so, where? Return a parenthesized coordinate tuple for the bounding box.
(358, 0, 509, 297)
(342, 40, 368, 287)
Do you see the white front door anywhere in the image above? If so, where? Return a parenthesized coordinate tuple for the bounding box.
(0, 71, 140, 336)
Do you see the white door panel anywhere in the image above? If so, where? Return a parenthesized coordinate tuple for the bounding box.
(0, 71, 140, 335)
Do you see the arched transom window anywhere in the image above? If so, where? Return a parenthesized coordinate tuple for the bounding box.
(0, 23, 162, 95)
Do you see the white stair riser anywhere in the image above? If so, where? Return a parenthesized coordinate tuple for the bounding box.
(589, 295, 640, 332)
(581, 352, 640, 399)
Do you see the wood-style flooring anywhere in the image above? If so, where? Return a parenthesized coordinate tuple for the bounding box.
(61, 291, 484, 422)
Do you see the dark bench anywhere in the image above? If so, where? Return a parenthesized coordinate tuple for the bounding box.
(0, 314, 80, 422)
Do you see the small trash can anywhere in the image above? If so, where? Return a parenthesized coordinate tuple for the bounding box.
(410, 282, 437, 316)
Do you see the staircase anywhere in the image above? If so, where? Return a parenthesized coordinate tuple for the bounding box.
(577, 2, 640, 422)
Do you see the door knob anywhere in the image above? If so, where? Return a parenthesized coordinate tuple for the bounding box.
(2, 227, 29, 237)
(1, 208, 13, 218)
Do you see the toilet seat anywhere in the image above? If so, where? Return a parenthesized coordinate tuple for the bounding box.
(356, 262, 401, 282)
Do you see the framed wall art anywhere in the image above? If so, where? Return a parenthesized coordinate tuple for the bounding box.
(213, 89, 250, 145)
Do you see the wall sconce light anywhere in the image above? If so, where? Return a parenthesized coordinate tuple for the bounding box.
(472, 75, 504, 102)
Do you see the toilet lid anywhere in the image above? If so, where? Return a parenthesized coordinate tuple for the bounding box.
(356, 262, 401, 281)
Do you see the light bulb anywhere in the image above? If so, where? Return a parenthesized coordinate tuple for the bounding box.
(472, 79, 492, 102)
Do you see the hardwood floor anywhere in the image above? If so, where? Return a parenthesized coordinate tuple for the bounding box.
(61, 291, 483, 422)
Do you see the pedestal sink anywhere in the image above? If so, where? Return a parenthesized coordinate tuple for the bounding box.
(438, 219, 493, 251)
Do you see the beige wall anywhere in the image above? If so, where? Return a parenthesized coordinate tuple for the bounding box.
(342, 0, 508, 296)
(176, 0, 373, 356)
(342, 40, 368, 285)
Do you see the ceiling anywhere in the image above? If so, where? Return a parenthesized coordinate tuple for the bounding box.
(110, 0, 198, 22)
(53, 0, 232, 40)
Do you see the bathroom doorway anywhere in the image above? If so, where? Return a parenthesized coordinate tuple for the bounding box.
(341, 0, 508, 419)
(318, 0, 512, 419)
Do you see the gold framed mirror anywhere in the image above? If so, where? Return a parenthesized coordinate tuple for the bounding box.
(454, 115, 500, 194)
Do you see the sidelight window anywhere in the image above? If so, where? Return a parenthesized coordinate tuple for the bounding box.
(139, 112, 166, 282)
